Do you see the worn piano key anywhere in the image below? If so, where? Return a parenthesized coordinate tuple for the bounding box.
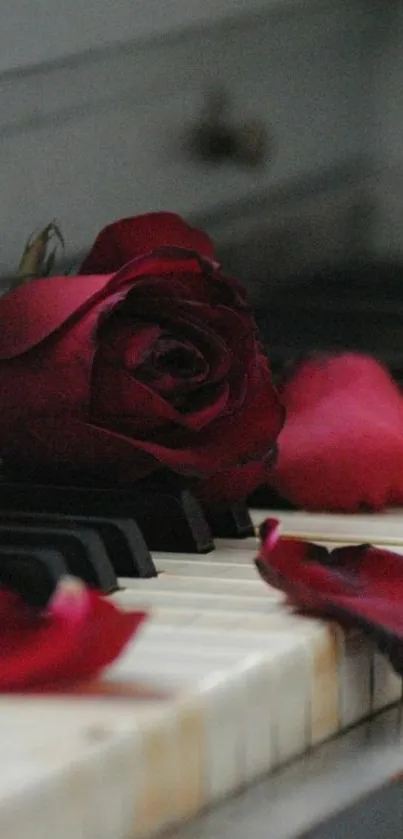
(117, 542, 379, 743)
(106, 625, 312, 774)
(0, 524, 118, 593)
(117, 541, 341, 746)
(0, 478, 214, 554)
(0, 546, 67, 607)
(0, 511, 156, 578)
(169, 631, 311, 764)
(115, 589, 341, 747)
(203, 500, 255, 539)
(0, 696, 180, 839)
(3, 503, 403, 839)
(150, 548, 379, 730)
(133, 698, 206, 836)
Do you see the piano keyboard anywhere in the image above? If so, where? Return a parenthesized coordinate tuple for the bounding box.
(1, 507, 403, 839)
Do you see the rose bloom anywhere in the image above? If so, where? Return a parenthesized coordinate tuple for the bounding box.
(0, 213, 283, 501)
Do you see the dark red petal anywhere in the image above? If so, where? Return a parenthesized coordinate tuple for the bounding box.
(255, 522, 403, 657)
(1, 360, 281, 479)
(112, 264, 218, 306)
(112, 260, 248, 311)
(99, 322, 163, 369)
(171, 384, 230, 432)
(0, 416, 161, 481)
(0, 290, 126, 439)
(80, 213, 215, 274)
(129, 352, 283, 476)
(101, 308, 233, 388)
(0, 579, 146, 691)
(92, 366, 184, 428)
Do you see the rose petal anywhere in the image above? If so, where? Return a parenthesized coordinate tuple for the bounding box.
(109, 300, 251, 408)
(0, 289, 126, 432)
(98, 321, 163, 369)
(255, 520, 403, 669)
(118, 263, 248, 311)
(80, 213, 215, 274)
(273, 353, 403, 512)
(92, 366, 183, 428)
(0, 577, 146, 691)
(0, 273, 116, 359)
(0, 416, 160, 481)
(1, 364, 282, 481)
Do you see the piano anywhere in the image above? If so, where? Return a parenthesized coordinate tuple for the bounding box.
(0, 0, 402, 833)
(0, 479, 402, 839)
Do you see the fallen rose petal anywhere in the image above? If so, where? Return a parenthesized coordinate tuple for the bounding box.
(0, 576, 146, 691)
(255, 518, 403, 675)
(272, 353, 403, 512)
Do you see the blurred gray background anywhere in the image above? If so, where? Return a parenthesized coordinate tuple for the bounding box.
(1, 0, 402, 366)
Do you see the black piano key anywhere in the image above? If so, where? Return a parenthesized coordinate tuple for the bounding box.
(204, 500, 255, 538)
(0, 479, 214, 554)
(0, 546, 67, 608)
(248, 484, 297, 510)
(0, 525, 118, 593)
(0, 512, 156, 578)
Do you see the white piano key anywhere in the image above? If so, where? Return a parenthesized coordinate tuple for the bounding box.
(117, 552, 389, 742)
(110, 625, 313, 788)
(107, 627, 272, 692)
(117, 598, 342, 748)
(251, 509, 403, 546)
(208, 536, 260, 562)
(186, 642, 311, 796)
(0, 696, 180, 839)
(114, 587, 285, 612)
(233, 656, 277, 783)
(129, 622, 316, 670)
(156, 547, 259, 565)
(155, 559, 257, 580)
(133, 700, 206, 836)
(167, 594, 372, 740)
(183, 665, 250, 802)
(120, 576, 267, 597)
(3, 503, 402, 839)
(185, 609, 340, 746)
(216, 536, 260, 562)
(108, 657, 228, 691)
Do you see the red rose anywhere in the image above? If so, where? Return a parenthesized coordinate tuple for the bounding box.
(0, 213, 282, 498)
